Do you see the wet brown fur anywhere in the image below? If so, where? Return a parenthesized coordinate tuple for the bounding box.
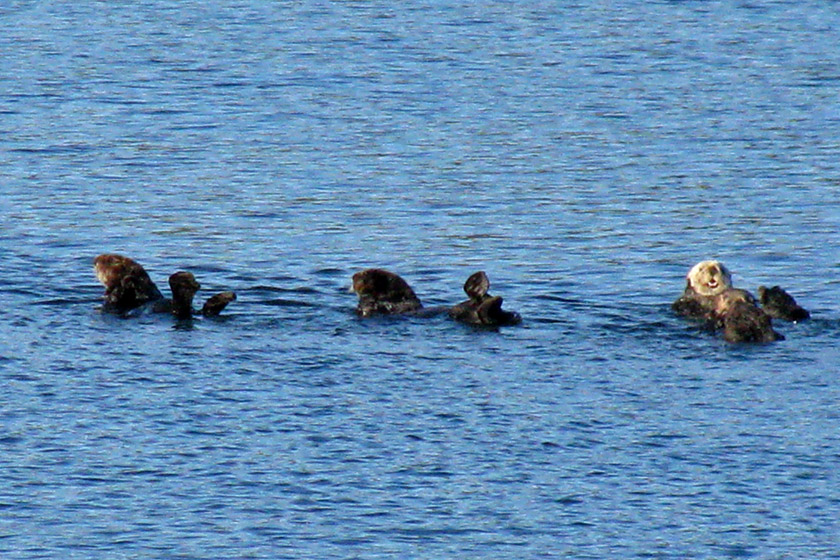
(758, 285, 810, 322)
(713, 288, 782, 343)
(351, 268, 422, 317)
(94, 254, 235, 317)
(94, 254, 163, 312)
(449, 271, 521, 326)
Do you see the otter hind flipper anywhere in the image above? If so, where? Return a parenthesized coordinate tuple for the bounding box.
(450, 270, 522, 327)
(758, 285, 810, 322)
(477, 295, 522, 326)
(201, 291, 237, 316)
(463, 271, 490, 300)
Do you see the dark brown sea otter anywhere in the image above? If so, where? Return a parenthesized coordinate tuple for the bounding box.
(351, 268, 423, 317)
(713, 288, 782, 343)
(448, 271, 521, 326)
(94, 254, 236, 317)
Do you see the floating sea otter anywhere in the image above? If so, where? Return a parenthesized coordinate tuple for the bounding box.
(672, 260, 786, 343)
(94, 254, 236, 318)
(713, 288, 782, 343)
(449, 271, 521, 326)
(350, 268, 423, 317)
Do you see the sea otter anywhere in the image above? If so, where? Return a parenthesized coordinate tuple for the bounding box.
(758, 285, 810, 322)
(351, 268, 423, 317)
(448, 271, 521, 326)
(713, 288, 782, 343)
(672, 260, 807, 343)
(94, 254, 236, 317)
(672, 260, 733, 320)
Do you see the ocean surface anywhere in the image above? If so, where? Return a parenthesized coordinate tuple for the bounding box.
(2, 1, 840, 558)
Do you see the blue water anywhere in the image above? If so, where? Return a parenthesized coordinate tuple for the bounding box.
(2, 1, 840, 558)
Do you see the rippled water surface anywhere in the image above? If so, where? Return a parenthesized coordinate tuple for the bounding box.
(3, 1, 840, 558)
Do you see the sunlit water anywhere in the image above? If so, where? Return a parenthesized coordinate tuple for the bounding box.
(2, 1, 840, 558)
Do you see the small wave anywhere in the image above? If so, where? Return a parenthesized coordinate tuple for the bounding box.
(247, 284, 320, 295)
(263, 298, 320, 308)
(31, 296, 100, 306)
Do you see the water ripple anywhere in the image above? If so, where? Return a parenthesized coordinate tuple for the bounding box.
(2, 1, 840, 558)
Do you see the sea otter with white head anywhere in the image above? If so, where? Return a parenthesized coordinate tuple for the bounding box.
(673, 260, 787, 343)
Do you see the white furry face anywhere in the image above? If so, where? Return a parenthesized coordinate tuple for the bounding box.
(687, 260, 732, 296)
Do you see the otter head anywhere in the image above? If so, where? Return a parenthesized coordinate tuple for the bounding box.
(94, 254, 146, 291)
(351, 268, 422, 316)
(94, 254, 122, 288)
(94, 253, 163, 309)
(686, 260, 732, 297)
(351, 269, 417, 303)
